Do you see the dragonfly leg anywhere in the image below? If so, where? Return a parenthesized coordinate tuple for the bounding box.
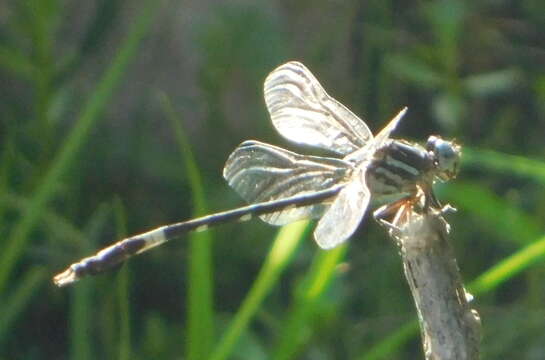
(377, 189, 456, 240)
(373, 196, 414, 232)
(374, 186, 430, 235)
(421, 183, 442, 211)
(421, 183, 457, 216)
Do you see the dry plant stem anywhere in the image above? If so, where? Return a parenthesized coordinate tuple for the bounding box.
(392, 209, 481, 360)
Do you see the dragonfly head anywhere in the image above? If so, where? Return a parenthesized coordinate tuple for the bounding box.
(426, 136, 461, 182)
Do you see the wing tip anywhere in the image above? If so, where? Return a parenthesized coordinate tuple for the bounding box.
(264, 61, 309, 87)
(313, 225, 348, 250)
(272, 60, 306, 72)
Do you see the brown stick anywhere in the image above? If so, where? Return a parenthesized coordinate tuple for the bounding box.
(387, 206, 481, 359)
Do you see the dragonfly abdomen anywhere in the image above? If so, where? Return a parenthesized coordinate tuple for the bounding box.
(53, 186, 343, 287)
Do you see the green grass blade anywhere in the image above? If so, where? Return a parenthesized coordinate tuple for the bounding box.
(210, 221, 310, 360)
(357, 321, 418, 360)
(158, 92, 215, 360)
(0, 0, 160, 293)
(55, 0, 122, 85)
(272, 244, 348, 360)
(70, 204, 113, 360)
(0, 45, 35, 78)
(0, 267, 46, 344)
(444, 181, 541, 244)
(71, 277, 94, 360)
(113, 198, 131, 360)
(1, 191, 85, 246)
(469, 234, 545, 294)
(463, 148, 545, 185)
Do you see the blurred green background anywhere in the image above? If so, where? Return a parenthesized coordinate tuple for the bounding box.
(1, 0, 544, 359)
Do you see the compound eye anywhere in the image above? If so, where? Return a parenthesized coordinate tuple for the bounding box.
(436, 142, 460, 179)
(426, 135, 461, 180)
(437, 142, 456, 161)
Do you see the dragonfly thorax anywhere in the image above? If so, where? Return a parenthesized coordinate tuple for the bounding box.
(365, 139, 434, 197)
(365, 136, 460, 200)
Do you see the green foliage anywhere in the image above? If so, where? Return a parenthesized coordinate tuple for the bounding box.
(1, 0, 544, 359)
(210, 221, 309, 360)
(159, 92, 215, 360)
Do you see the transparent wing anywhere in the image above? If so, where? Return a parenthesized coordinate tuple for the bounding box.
(373, 107, 408, 148)
(264, 61, 373, 155)
(313, 167, 370, 249)
(223, 140, 352, 225)
(342, 107, 408, 164)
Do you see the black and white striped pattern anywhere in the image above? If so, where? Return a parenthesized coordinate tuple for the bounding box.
(53, 61, 460, 287)
(54, 186, 342, 287)
(366, 140, 433, 196)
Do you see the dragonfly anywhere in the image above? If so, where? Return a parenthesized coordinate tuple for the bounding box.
(53, 61, 461, 287)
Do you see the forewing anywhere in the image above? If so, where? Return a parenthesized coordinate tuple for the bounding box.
(264, 61, 372, 155)
(313, 167, 370, 249)
(373, 107, 408, 148)
(223, 140, 352, 225)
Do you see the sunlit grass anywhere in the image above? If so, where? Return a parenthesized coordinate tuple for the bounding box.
(272, 244, 348, 360)
(210, 221, 309, 360)
(160, 92, 215, 360)
(463, 148, 545, 185)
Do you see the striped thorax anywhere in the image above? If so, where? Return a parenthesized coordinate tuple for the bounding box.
(366, 136, 460, 199)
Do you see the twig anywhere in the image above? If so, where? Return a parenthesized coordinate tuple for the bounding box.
(386, 206, 481, 360)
